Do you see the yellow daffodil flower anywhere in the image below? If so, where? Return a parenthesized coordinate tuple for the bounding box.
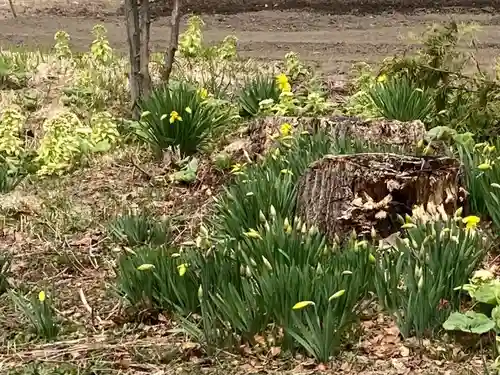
(328, 290, 346, 301)
(292, 300, 315, 310)
(377, 74, 387, 83)
(280, 122, 292, 137)
(137, 264, 155, 271)
(462, 215, 480, 230)
(169, 111, 182, 124)
(177, 263, 188, 277)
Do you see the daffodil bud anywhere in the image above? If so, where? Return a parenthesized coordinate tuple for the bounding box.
(262, 256, 273, 271)
(259, 210, 267, 223)
(294, 216, 302, 230)
(301, 223, 307, 234)
(308, 225, 318, 236)
(417, 275, 424, 290)
(245, 265, 252, 278)
(415, 265, 422, 278)
(198, 285, 203, 299)
(269, 205, 277, 219)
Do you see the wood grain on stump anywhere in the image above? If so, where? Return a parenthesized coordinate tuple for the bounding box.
(297, 153, 462, 243)
(248, 116, 426, 158)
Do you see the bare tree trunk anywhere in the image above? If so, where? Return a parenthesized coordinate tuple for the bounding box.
(139, 0, 151, 96)
(297, 153, 463, 243)
(163, 0, 181, 83)
(125, 0, 151, 119)
(8, 0, 17, 17)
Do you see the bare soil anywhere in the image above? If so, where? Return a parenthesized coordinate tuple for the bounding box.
(1, 1, 500, 75)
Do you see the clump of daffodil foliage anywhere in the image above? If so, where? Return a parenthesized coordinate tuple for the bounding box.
(374, 205, 486, 338)
(457, 138, 500, 232)
(9, 289, 60, 341)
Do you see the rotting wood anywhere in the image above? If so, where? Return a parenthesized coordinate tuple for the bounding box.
(297, 153, 463, 243)
(247, 116, 426, 158)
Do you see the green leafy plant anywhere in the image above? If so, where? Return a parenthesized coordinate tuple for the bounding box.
(0, 162, 25, 193)
(116, 246, 201, 315)
(108, 213, 171, 247)
(466, 141, 500, 232)
(0, 254, 12, 294)
(35, 111, 91, 176)
(374, 207, 486, 338)
(0, 50, 38, 89)
(89, 24, 113, 65)
(10, 290, 60, 340)
(238, 74, 280, 117)
(54, 30, 72, 60)
(212, 130, 333, 241)
(443, 269, 500, 370)
(368, 76, 435, 122)
(283, 52, 310, 82)
(137, 82, 231, 156)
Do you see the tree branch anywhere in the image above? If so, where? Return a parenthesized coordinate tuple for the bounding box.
(163, 0, 181, 83)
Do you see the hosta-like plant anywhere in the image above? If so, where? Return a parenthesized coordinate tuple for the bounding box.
(108, 213, 171, 247)
(238, 74, 280, 117)
(374, 207, 486, 338)
(137, 82, 231, 156)
(368, 76, 435, 122)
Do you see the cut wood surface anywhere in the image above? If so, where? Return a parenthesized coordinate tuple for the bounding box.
(248, 116, 426, 158)
(297, 153, 462, 242)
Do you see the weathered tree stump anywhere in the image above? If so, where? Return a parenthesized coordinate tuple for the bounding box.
(297, 153, 462, 243)
(248, 116, 426, 158)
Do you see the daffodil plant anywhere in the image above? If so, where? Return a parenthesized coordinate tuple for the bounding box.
(9, 289, 60, 340)
(374, 206, 486, 338)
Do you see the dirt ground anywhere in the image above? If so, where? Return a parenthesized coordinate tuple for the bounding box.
(1, 0, 500, 75)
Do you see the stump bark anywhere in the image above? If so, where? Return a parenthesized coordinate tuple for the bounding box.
(248, 116, 426, 158)
(297, 153, 462, 243)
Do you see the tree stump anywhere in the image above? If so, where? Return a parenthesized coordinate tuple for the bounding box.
(297, 153, 463, 243)
(248, 116, 426, 159)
